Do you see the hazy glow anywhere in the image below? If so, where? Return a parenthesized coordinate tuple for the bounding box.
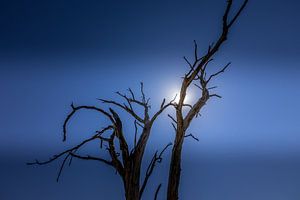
(2, 0, 300, 199)
(173, 91, 191, 104)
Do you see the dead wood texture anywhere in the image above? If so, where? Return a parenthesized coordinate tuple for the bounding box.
(166, 0, 248, 199)
(28, 1, 248, 199)
(28, 83, 174, 200)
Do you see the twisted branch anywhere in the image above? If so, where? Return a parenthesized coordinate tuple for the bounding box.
(140, 143, 172, 197)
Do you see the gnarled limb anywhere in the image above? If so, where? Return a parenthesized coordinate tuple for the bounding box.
(167, 1, 249, 199)
(29, 82, 174, 199)
(27, 125, 116, 181)
(140, 143, 172, 198)
(63, 104, 113, 141)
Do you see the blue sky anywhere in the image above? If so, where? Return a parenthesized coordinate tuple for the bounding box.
(1, 0, 300, 199)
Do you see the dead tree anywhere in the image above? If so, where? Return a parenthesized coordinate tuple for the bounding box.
(28, 83, 174, 200)
(166, 0, 249, 199)
(28, 1, 248, 199)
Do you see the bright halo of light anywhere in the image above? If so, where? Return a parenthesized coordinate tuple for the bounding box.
(173, 91, 190, 104)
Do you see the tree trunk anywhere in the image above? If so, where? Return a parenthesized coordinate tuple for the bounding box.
(124, 162, 141, 200)
(124, 127, 151, 200)
(167, 122, 185, 200)
(124, 178, 140, 200)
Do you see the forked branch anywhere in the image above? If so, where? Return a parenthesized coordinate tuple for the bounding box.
(27, 125, 116, 181)
(140, 143, 172, 198)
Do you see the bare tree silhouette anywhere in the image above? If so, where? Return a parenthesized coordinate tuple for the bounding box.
(166, 0, 248, 199)
(28, 83, 175, 200)
(28, 0, 248, 199)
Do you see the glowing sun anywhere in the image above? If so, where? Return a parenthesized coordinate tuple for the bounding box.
(173, 92, 191, 104)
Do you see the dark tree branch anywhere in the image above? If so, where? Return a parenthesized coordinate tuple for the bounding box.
(70, 153, 114, 166)
(109, 108, 130, 168)
(182, 104, 193, 109)
(56, 154, 70, 182)
(184, 133, 199, 142)
(171, 123, 177, 132)
(202, 58, 214, 74)
(140, 143, 172, 198)
(98, 98, 144, 123)
(183, 91, 208, 130)
(184, 56, 193, 69)
(135, 120, 144, 129)
(154, 183, 162, 200)
(140, 82, 146, 104)
(194, 83, 203, 90)
(128, 88, 136, 100)
(167, 1, 248, 199)
(28, 125, 116, 181)
(209, 94, 222, 98)
(193, 40, 198, 61)
(27, 127, 112, 166)
(134, 120, 138, 148)
(222, 0, 233, 29)
(68, 149, 78, 166)
(207, 42, 214, 54)
(28, 1, 248, 199)
(63, 105, 113, 141)
(116, 91, 146, 108)
(206, 62, 231, 83)
(160, 98, 166, 109)
(182, 0, 248, 93)
(107, 131, 125, 176)
(99, 83, 151, 124)
(208, 86, 218, 90)
(168, 114, 177, 124)
(228, 0, 249, 28)
(151, 95, 177, 124)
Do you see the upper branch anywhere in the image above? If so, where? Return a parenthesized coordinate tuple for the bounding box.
(206, 62, 231, 83)
(184, 0, 248, 88)
(228, 0, 249, 28)
(178, 0, 248, 114)
(98, 98, 144, 123)
(151, 96, 177, 124)
(63, 104, 114, 141)
(98, 83, 150, 123)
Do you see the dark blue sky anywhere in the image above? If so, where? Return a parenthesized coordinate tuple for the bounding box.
(1, 0, 300, 199)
